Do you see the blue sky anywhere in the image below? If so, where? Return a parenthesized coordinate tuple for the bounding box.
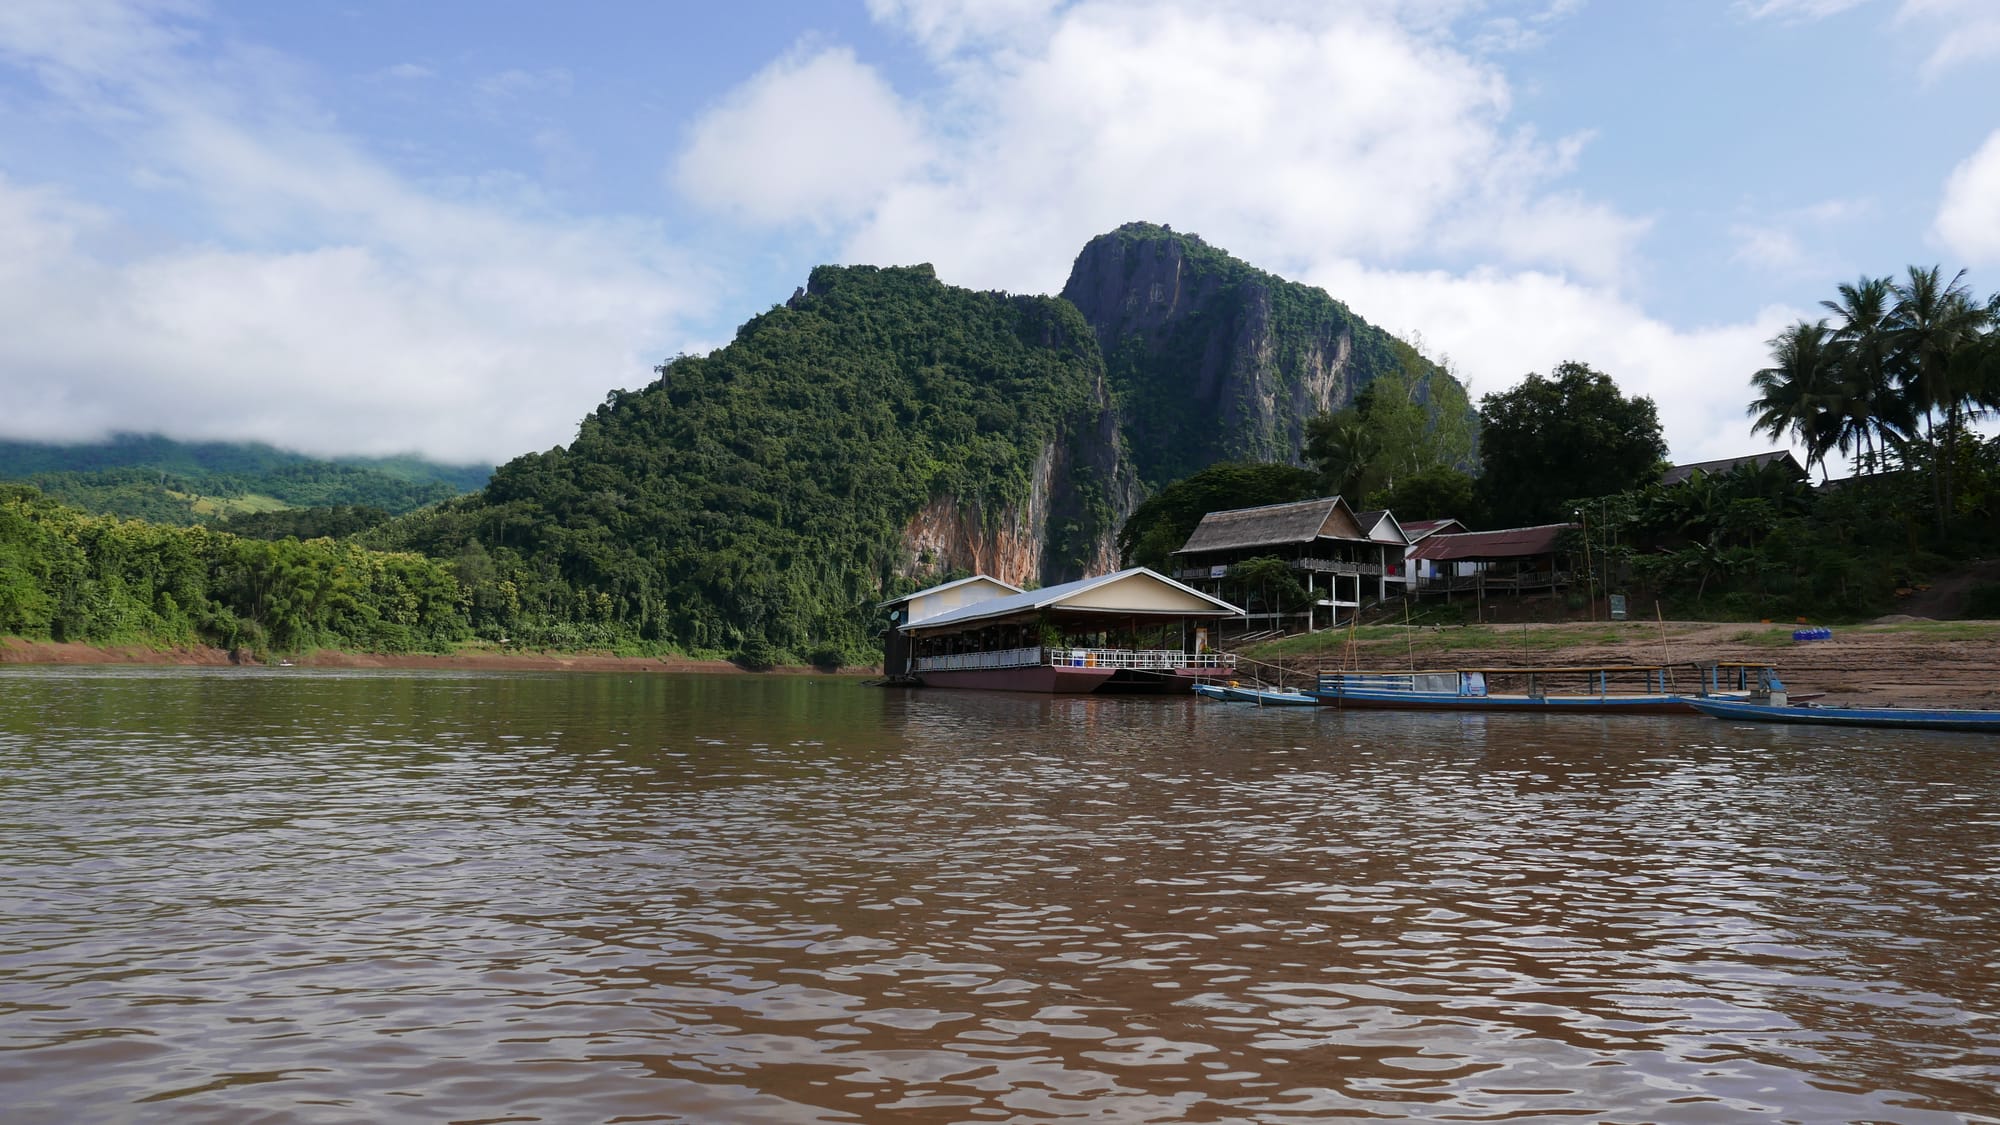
(1, 0, 1996, 468)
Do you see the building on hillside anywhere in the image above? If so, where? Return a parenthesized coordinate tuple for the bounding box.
(1400, 517, 1470, 585)
(1660, 450, 1806, 487)
(1171, 496, 1402, 631)
(1352, 509, 1416, 594)
(1410, 522, 1579, 604)
(879, 567, 1243, 693)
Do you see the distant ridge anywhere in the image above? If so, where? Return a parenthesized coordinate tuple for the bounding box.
(0, 433, 492, 525)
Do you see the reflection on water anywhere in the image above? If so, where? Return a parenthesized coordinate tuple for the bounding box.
(2, 668, 1998, 1122)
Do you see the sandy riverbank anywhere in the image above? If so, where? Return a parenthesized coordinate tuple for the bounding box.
(0, 638, 876, 676)
(1248, 620, 2000, 709)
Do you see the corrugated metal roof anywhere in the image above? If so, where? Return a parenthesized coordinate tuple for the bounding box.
(1660, 451, 1803, 487)
(1411, 523, 1576, 561)
(1174, 496, 1368, 555)
(902, 567, 1243, 632)
(1401, 518, 1466, 542)
(876, 574, 1023, 609)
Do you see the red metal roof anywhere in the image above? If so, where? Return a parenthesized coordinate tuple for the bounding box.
(1411, 523, 1576, 561)
(1400, 517, 1467, 541)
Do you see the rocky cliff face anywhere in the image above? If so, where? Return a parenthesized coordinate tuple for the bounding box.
(1059, 221, 1461, 492)
(886, 223, 1466, 588)
(898, 376, 1133, 588)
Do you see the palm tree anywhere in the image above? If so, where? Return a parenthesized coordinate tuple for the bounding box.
(1890, 266, 1990, 521)
(1304, 409, 1381, 500)
(1748, 320, 1841, 479)
(1820, 276, 1909, 474)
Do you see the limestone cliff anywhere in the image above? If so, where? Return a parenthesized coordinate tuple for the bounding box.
(1059, 221, 1469, 491)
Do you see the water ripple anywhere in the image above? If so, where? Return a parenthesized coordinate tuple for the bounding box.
(0, 669, 1996, 1121)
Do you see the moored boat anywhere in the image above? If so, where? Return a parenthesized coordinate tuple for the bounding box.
(1310, 662, 1781, 715)
(1195, 683, 1320, 706)
(1688, 697, 2000, 732)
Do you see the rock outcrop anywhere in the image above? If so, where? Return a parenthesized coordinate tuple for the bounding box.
(1059, 221, 1468, 491)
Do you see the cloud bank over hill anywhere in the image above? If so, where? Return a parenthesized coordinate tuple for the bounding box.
(0, 0, 699, 464)
(0, 0, 1993, 468)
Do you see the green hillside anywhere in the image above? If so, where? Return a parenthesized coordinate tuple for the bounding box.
(368, 263, 1117, 662)
(0, 435, 491, 526)
(1062, 222, 1475, 489)
(0, 484, 465, 654)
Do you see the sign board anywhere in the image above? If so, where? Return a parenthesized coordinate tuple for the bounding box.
(1608, 593, 1627, 621)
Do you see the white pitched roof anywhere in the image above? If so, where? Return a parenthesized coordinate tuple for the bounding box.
(876, 573, 1023, 609)
(902, 567, 1243, 632)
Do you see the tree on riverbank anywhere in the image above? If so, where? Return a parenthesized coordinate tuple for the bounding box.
(0, 485, 466, 655)
(1750, 266, 1999, 520)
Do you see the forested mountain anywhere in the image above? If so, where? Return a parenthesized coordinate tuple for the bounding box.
(1062, 222, 1474, 489)
(0, 484, 465, 653)
(369, 264, 1126, 661)
(0, 434, 491, 526)
(362, 230, 1471, 663)
(1, 227, 1470, 661)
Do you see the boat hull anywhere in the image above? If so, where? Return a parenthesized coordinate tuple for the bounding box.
(918, 665, 1120, 693)
(1311, 688, 1698, 714)
(918, 665, 1223, 694)
(1197, 684, 1321, 706)
(1689, 697, 2000, 732)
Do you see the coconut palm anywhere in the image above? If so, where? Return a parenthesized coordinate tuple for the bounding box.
(1820, 276, 1910, 474)
(1890, 266, 1991, 520)
(1748, 320, 1842, 479)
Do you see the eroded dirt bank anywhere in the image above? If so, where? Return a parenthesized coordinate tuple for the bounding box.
(0, 638, 874, 677)
(1252, 621, 2000, 709)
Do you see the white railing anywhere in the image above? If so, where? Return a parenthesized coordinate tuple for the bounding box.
(1291, 557, 1384, 576)
(913, 646, 1238, 673)
(914, 645, 1043, 672)
(1045, 648, 1236, 670)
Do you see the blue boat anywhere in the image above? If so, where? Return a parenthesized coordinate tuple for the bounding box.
(1688, 696, 2000, 732)
(1194, 683, 1321, 706)
(1311, 662, 1788, 715)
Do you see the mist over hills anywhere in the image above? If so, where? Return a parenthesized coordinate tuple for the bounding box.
(0, 434, 492, 527)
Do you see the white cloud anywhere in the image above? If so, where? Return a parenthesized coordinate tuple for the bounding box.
(1728, 196, 1870, 278)
(673, 46, 932, 228)
(1305, 260, 1795, 466)
(864, 0, 1065, 57)
(1737, 0, 1870, 21)
(1897, 0, 2000, 77)
(820, 2, 1643, 293)
(1935, 130, 2000, 263)
(0, 0, 701, 463)
(668, 0, 1785, 460)
(1738, 0, 2000, 77)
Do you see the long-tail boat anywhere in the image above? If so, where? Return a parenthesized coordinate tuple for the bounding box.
(1309, 662, 1781, 715)
(1688, 697, 2000, 732)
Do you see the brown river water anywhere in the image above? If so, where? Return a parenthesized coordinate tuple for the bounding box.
(2, 667, 1998, 1123)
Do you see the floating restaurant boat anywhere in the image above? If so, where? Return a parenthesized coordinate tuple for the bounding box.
(1310, 662, 1783, 715)
(1687, 697, 2000, 732)
(881, 568, 1245, 694)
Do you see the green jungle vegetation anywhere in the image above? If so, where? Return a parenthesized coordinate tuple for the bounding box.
(0, 434, 490, 526)
(365, 264, 1116, 665)
(1592, 265, 2000, 621)
(0, 484, 465, 655)
(7, 252, 1992, 662)
(1121, 267, 2000, 626)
